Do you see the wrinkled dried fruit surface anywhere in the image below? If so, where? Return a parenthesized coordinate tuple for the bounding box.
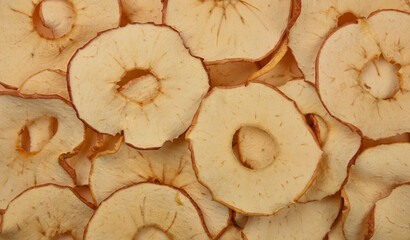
(121, 0, 163, 24)
(187, 82, 322, 215)
(0, 0, 121, 88)
(0, 92, 84, 210)
(84, 183, 211, 240)
(0, 184, 94, 240)
(207, 61, 259, 87)
(317, 10, 410, 140)
(68, 23, 209, 149)
(164, 0, 292, 62)
(89, 137, 230, 238)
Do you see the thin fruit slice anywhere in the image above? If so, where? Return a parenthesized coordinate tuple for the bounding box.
(68, 23, 209, 149)
(366, 183, 410, 240)
(89, 137, 230, 238)
(207, 61, 259, 87)
(0, 0, 120, 88)
(84, 183, 211, 240)
(317, 10, 410, 140)
(327, 213, 345, 240)
(278, 80, 361, 201)
(186, 82, 322, 215)
(233, 212, 248, 229)
(163, 0, 292, 62)
(121, 0, 163, 24)
(0, 91, 85, 211)
(219, 226, 243, 240)
(243, 194, 341, 240)
(342, 143, 410, 240)
(18, 69, 69, 100)
(0, 184, 94, 240)
(289, 0, 410, 84)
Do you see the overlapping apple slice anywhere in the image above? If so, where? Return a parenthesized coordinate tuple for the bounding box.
(89, 137, 230, 238)
(121, 0, 163, 24)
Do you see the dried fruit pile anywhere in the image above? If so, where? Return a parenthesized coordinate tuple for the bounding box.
(0, 0, 409, 239)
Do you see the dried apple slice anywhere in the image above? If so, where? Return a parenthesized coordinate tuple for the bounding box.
(289, 0, 410, 84)
(163, 0, 292, 62)
(89, 137, 230, 238)
(121, 0, 163, 24)
(0, 91, 85, 210)
(242, 194, 341, 240)
(317, 10, 410, 140)
(0, 0, 120, 88)
(84, 183, 211, 240)
(207, 61, 259, 87)
(366, 183, 410, 240)
(219, 226, 243, 240)
(278, 80, 361, 201)
(18, 69, 69, 100)
(0, 184, 94, 240)
(186, 82, 322, 215)
(342, 143, 410, 240)
(327, 213, 345, 240)
(68, 23, 209, 149)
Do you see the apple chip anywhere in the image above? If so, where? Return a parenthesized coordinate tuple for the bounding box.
(187, 82, 322, 215)
(163, 0, 292, 62)
(0, 91, 85, 211)
(84, 183, 211, 240)
(121, 0, 163, 24)
(289, 0, 410, 84)
(0, 184, 94, 240)
(18, 69, 69, 100)
(317, 10, 410, 140)
(89, 137, 230, 238)
(219, 226, 243, 240)
(68, 23, 209, 149)
(0, 0, 121, 88)
(342, 143, 410, 240)
(243, 194, 341, 240)
(207, 61, 259, 87)
(366, 183, 410, 240)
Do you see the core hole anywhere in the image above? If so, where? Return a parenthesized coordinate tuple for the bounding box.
(117, 69, 160, 105)
(18, 117, 58, 153)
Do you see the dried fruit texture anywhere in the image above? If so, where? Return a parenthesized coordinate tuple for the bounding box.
(68, 24, 209, 149)
(327, 214, 345, 240)
(278, 80, 361, 201)
(289, 0, 410, 84)
(233, 212, 248, 229)
(40, 0, 75, 39)
(219, 226, 243, 240)
(121, 0, 163, 24)
(84, 183, 211, 240)
(89, 137, 229, 238)
(254, 51, 303, 87)
(317, 10, 410, 140)
(18, 69, 69, 100)
(342, 143, 410, 240)
(242, 194, 341, 240)
(361, 133, 410, 150)
(0, 92, 85, 210)
(0, 184, 94, 240)
(207, 61, 259, 87)
(366, 183, 410, 240)
(163, 0, 292, 62)
(0, 0, 121, 88)
(187, 82, 322, 215)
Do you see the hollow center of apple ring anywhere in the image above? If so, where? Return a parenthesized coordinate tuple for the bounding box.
(134, 226, 170, 240)
(359, 56, 401, 100)
(117, 68, 161, 105)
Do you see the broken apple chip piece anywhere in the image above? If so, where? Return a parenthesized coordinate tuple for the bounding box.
(84, 183, 211, 240)
(278, 80, 361, 201)
(18, 69, 69, 100)
(207, 61, 259, 87)
(0, 91, 85, 210)
(0, 0, 121, 88)
(121, 0, 163, 24)
(89, 137, 230, 238)
(317, 10, 410, 140)
(342, 143, 410, 240)
(366, 183, 410, 240)
(68, 23, 209, 149)
(243, 194, 341, 240)
(163, 0, 292, 62)
(0, 184, 94, 240)
(186, 82, 322, 215)
(289, 0, 410, 84)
